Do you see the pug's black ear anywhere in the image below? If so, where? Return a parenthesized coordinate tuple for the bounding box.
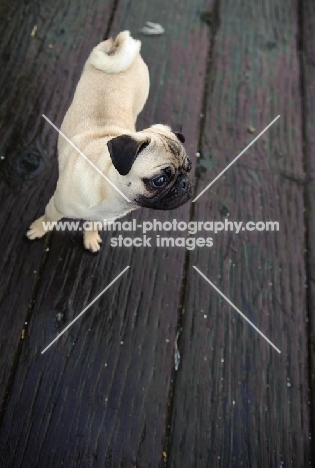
(171, 123, 185, 143)
(107, 135, 150, 176)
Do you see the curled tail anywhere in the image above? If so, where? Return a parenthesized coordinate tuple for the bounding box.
(89, 30, 141, 74)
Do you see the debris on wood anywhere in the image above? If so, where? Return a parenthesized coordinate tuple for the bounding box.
(139, 22, 165, 35)
(247, 126, 255, 134)
(174, 331, 180, 371)
(21, 329, 25, 339)
(56, 312, 64, 322)
(30, 25, 37, 37)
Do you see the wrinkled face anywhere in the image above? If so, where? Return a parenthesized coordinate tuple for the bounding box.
(107, 124, 192, 210)
(130, 125, 192, 210)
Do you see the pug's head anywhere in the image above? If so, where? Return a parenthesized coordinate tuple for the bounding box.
(107, 124, 192, 210)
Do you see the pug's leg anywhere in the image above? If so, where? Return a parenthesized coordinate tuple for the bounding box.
(27, 196, 63, 240)
(83, 227, 102, 252)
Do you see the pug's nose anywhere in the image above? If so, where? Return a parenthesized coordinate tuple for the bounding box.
(179, 177, 187, 189)
(178, 175, 191, 191)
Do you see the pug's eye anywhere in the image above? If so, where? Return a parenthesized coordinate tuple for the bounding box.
(153, 175, 167, 187)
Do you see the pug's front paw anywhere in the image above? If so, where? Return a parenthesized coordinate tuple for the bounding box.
(83, 230, 102, 252)
(26, 216, 48, 240)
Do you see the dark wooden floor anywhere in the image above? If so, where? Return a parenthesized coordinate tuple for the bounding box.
(0, 0, 314, 466)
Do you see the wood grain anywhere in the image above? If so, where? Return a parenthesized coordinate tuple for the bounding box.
(0, 0, 212, 466)
(168, 0, 310, 466)
(1, 0, 313, 465)
(303, 0, 315, 461)
(0, 0, 116, 405)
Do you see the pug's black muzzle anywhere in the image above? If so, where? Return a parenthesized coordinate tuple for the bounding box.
(136, 174, 192, 210)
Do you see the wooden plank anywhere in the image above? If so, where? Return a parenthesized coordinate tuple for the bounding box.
(0, 0, 213, 466)
(168, 0, 310, 466)
(303, 0, 315, 461)
(0, 0, 116, 405)
(0, 0, 117, 405)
